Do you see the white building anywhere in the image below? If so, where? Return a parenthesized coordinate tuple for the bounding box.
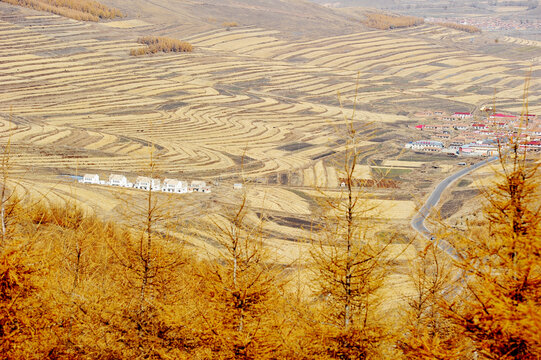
(190, 180, 211, 193)
(190, 180, 205, 192)
(459, 144, 498, 157)
(109, 174, 128, 187)
(162, 179, 188, 193)
(134, 176, 161, 191)
(80, 173, 100, 184)
(233, 183, 243, 190)
(405, 140, 444, 151)
(453, 112, 472, 119)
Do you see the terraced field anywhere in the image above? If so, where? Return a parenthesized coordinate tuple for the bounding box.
(1, 2, 540, 248)
(1, 7, 539, 182)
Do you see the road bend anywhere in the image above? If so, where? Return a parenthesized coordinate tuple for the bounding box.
(410, 156, 498, 255)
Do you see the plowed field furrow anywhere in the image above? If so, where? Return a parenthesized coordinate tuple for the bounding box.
(0, 10, 537, 185)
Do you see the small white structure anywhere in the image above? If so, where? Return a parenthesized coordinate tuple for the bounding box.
(233, 183, 243, 190)
(80, 173, 100, 184)
(199, 186, 212, 193)
(190, 180, 206, 192)
(453, 112, 472, 119)
(109, 174, 128, 187)
(162, 179, 188, 193)
(134, 176, 149, 190)
(190, 180, 211, 193)
(405, 140, 444, 152)
(459, 144, 498, 157)
(134, 176, 161, 191)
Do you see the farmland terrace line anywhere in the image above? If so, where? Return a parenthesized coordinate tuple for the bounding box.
(0, 6, 538, 179)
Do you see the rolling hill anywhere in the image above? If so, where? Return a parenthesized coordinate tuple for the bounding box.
(0, 0, 539, 242)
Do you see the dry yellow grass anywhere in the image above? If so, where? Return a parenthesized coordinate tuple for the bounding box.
(352, 165, 373, 180)
(130, 36, 193, 55)
(0, 0, 122, 21)
(365, 199, 416, 219)
(246, 187, 311, 215)
(300, 189, 415, 220)
(435, 22, 481, 33)
(501, 36, 541, 48)
(439, 164, 454, 173)
(303, 167, 316, 187)
(101, 19, 151, 28)
(382, 160, 424, 168)
(363, 12, 424, 30)
(222, 21, 238, 27)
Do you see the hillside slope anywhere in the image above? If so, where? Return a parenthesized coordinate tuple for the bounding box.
(101, 0, 367, 38)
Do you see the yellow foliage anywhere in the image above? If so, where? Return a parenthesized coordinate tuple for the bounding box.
(0, 0, 122, 21)
(223, 21, 239, 27)
(363, 12, 424, 30)
(130, 36, 193, 56)
(436, 22, 482, 33)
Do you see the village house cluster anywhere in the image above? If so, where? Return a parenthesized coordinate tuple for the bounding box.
(405, 110, 541, 157)
(79, 174, 211, 193)
(426, 16, 541, 32)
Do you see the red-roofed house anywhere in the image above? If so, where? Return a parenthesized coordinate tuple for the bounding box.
(490, 113, 516, 120)
(525, 141, 541, 151)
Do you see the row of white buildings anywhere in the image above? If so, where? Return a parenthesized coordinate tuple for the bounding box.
(79, 174, 211, 193)
(404, 140, 444, 152)
(405, 139, 502, 157)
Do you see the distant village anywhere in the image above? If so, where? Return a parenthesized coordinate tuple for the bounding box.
(426, 16, 541, 32)
(77, 174, 217, 194)
(405, 109, 541, 157)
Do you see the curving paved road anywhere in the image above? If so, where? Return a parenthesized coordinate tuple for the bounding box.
(411, 156, 499, 243)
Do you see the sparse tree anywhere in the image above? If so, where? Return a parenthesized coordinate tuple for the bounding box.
(398, 240, 467, 359)
(440, 138, 541, 359)
(305, 91, 398, 359)
(94, 142, 197, 358)
(195, 190, 288, 359)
